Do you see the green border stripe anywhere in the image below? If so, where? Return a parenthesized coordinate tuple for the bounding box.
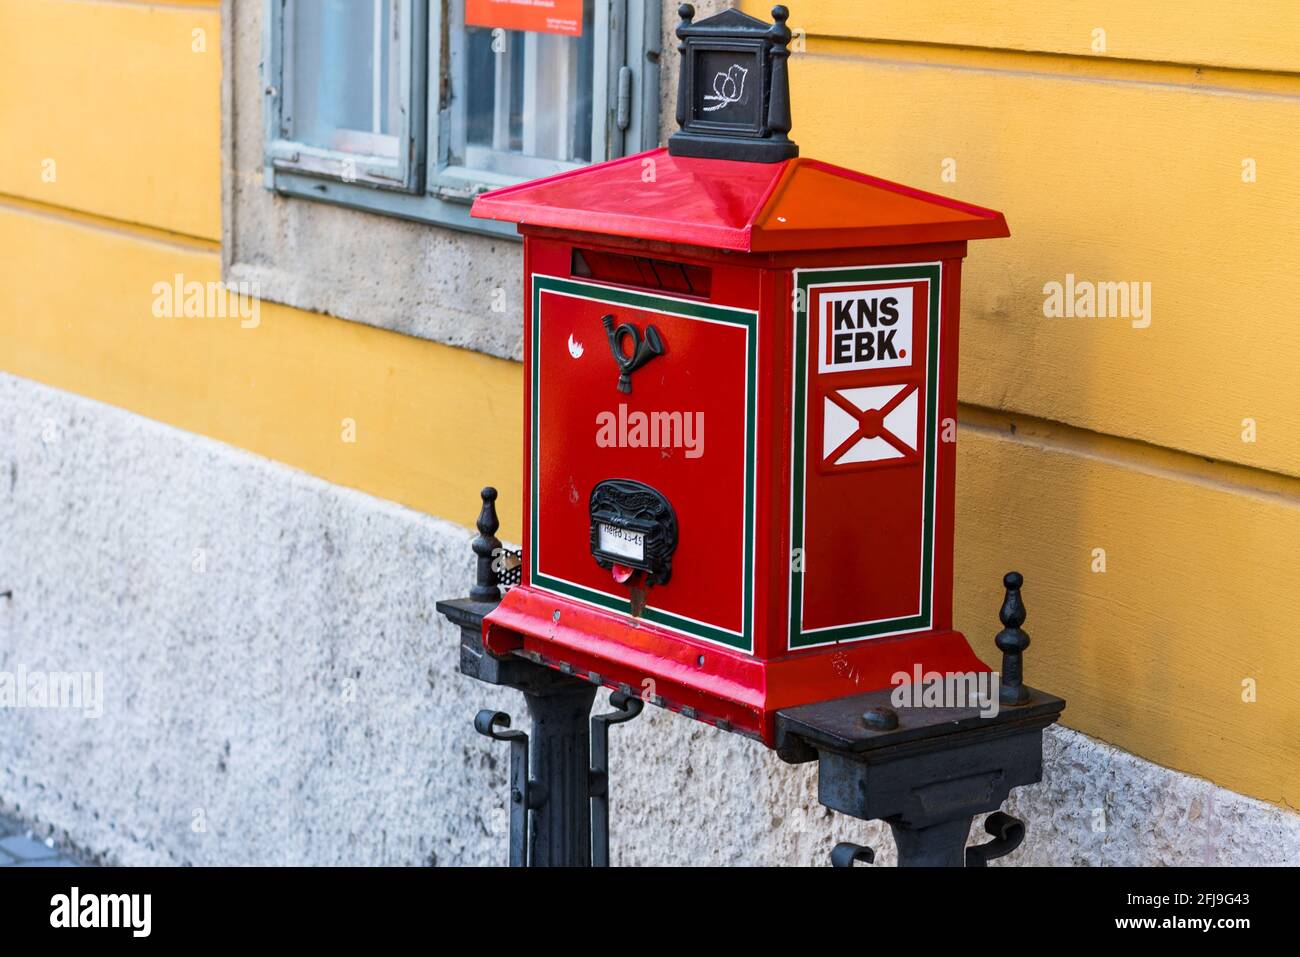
(789, 264, 941, 649)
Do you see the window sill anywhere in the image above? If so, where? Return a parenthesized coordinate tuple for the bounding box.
(268, 168, 522, 240)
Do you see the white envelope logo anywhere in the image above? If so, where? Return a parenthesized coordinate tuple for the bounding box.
(822, 384, 920, 466)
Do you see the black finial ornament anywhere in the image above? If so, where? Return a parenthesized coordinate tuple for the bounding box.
(767, 6, 794, 142)
(668, 4, 799, 163)
(995, 571, 1031, 706)
(674, 4, 695, 133)
(470, 487, 502, 603)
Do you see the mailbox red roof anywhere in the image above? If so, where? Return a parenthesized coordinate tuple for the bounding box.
(471, 147, 1009, 252)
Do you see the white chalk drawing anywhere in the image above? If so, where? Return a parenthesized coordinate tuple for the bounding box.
(703, 64, 748, 112)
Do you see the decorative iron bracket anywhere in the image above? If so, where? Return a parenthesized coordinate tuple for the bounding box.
(776, 572, 1065, 867)
(590, 691, 645, 867)
(474, 710, 547, 867)
(830, 842, 875, 868)
(965, 811, 1026, 867)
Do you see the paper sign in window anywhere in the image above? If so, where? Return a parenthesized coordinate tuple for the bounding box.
(466, 0, 584, 37)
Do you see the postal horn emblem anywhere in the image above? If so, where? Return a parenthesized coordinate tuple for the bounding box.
(602, 314, 663, 393)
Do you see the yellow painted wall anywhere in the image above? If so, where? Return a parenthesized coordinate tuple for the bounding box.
(787, 53, 1300, 478)
(0, 0, 1297, 808)
(734, 0, 1300, 808)
(787, 1, 1300, 73)
(0, 199, 524, 540)
(956, 415, 1300, 807)
(0, 0, 221, 240)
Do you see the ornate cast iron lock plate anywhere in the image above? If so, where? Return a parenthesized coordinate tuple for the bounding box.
(589, 479, 678, 585)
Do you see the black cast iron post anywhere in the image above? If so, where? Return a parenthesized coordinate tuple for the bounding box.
(437, 488, 642, 867)
(522, 683, 599, 866)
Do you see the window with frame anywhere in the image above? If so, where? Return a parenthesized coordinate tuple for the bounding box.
(263, 0, 661, 237)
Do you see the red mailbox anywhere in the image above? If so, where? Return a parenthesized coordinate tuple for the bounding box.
(471, 5, 1008, 746)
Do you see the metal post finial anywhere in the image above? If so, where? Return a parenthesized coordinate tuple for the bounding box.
(766, 6, 793, 140)
(675, 4, 695, 130)
(995, 571, 1031, 705)
(470, 486, 502, 603)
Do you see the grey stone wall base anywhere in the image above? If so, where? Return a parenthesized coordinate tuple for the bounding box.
(1, 372, 1297, 866)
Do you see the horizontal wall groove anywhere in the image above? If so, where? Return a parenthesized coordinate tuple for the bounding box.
(959, 403, 1300, 507)
(0, 194, 220, 255)
(800, 39, 1300, 99)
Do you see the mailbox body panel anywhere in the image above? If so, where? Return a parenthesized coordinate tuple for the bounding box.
(527, 241, 763, 650)
(791, 261, 948, 648)
(484, 231, 986, 743)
